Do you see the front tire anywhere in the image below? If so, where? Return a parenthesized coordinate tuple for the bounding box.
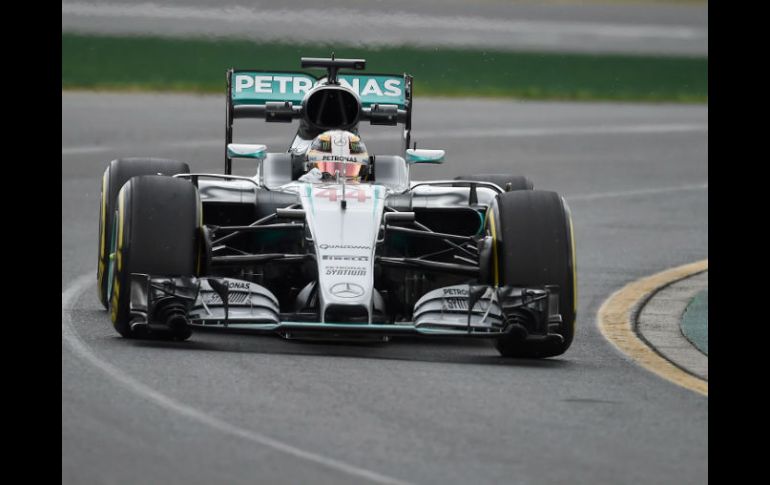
(488, 190, 576, 358)
(108, 175, 200, 340)
(97, 158, 190, 309)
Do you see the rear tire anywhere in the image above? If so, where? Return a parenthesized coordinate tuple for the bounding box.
(97, 158, 190, 309)
(455, 174, 534, 191)
(108, 175, 200, 340)
(488, 190, 576, 358)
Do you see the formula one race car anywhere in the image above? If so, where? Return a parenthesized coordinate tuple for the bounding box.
(96, 56, 576, 358)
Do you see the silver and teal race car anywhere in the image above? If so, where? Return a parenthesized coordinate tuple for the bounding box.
(96, 56, 577, 358)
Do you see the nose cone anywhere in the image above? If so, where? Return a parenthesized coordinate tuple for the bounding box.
(299, 182, 384, 322)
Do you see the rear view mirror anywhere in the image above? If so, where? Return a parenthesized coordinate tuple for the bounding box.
(406, 148, 445, 164)
(227, 143, 267, 160)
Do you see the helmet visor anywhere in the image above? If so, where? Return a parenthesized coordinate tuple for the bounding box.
(313, 161, 362, 178)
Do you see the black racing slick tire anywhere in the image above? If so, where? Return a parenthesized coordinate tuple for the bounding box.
(487, 190, 577, 358)
(97, 158, 190, 309)
(454, 174, 534, 191)
(108, 175, 200, 340)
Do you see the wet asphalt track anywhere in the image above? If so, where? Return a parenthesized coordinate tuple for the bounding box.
(62, 92, 708, 484)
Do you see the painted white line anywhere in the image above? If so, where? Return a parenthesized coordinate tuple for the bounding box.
(62, 2, 706, 41)
(62, 123, 708, 155)
(416, 123, 708, 140)
(60, 139, 225, 156)
(158, 138, 224, 149)
(61, 136, 293, 156)
(567, 183, 707, 202)
(61, 146, 112, 155)
(61, 274, 410, 485)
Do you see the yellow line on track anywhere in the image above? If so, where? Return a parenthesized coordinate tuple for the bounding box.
(597, 259, 708, 396)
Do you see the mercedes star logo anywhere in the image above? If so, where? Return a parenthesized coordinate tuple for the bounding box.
(330, 283, 365, 298)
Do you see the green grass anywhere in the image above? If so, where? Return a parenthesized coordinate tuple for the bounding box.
(62, 33, 707, 103)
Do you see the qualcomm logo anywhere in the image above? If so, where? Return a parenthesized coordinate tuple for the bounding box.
(319, 244, 371, 250)
(330, 282, 365, 298)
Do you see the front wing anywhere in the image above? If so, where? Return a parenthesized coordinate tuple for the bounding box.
(128, 274, 564, 342)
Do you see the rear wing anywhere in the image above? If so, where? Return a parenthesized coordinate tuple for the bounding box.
(229, 71, 409, 108)
(224, 66, 413, 174)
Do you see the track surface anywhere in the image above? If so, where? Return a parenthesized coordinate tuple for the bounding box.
(62, 92, 708, 484)
(61, 0, 708, 56)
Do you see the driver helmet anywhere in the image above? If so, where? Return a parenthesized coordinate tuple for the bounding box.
(306, 130, 369, 180)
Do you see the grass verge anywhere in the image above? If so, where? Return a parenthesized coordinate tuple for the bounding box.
(62, 34, 707, 103)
